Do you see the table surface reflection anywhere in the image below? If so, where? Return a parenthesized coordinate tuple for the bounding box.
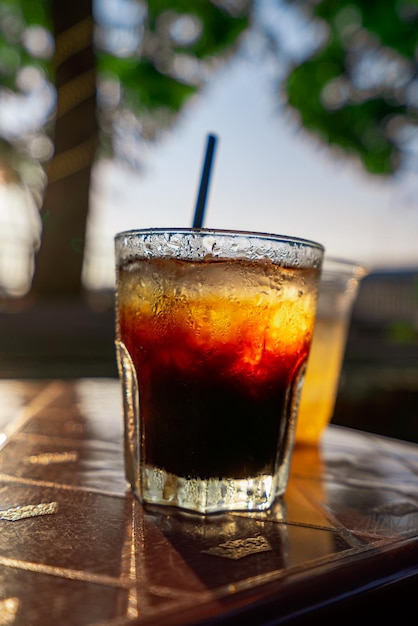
(0, 378, 417, 625)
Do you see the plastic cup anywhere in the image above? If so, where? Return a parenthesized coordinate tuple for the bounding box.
(115, 228, 323, 514)
(295, 257, 367, 445)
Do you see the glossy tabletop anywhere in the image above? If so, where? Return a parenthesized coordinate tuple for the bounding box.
(0, 378, 417, 625)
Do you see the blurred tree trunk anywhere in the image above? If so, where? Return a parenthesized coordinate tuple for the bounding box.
(30, 0, 97, 298)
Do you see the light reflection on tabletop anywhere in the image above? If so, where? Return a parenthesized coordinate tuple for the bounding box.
(0, 378, 416, 625)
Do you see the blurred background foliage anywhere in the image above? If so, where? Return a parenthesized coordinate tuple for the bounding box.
(283, 0, 418, 175)
(2, 0, 418, 182)
(0, 0, 252, 184)
(0, 0, 253, 296)
(2, 0, 418, 186)
(0, 0, 418, 297)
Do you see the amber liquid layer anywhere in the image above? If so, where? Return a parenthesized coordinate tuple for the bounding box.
(117, 257, 319, 484)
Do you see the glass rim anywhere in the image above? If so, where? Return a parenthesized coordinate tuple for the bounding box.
(322, 256, 369, 279)
(114, 227, 325, 252)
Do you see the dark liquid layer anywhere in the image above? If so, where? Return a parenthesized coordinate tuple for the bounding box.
(119, 323, 308, 480)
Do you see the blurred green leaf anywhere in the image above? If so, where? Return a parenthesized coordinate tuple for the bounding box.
(0, 0, 52, 30)
(124, 58, 197, 112)
(147, 0, 250, 58)
(96, 1, 252, 140)
(97, 54, 197, 113)
(285, 0, 418, 174)
(0, 0, 53, 88)
(287, 59, 405, 173)
(19, 0, 52, 29)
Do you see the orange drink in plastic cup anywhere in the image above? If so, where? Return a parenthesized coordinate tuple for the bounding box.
(295, 258, 367, 445)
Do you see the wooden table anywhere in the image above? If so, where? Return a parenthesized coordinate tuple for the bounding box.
(0, 378, 417, 624)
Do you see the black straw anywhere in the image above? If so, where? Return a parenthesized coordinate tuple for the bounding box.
(192, 133, 218, 228)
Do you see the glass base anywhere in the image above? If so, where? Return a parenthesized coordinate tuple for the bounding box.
(136, 466, 282, 514)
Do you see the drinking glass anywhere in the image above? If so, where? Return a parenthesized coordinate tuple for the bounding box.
(115, 228, 323, 513)
(295, 257, 367, 445)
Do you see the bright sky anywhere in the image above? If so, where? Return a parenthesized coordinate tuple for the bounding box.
(85, 40, 418, 289)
